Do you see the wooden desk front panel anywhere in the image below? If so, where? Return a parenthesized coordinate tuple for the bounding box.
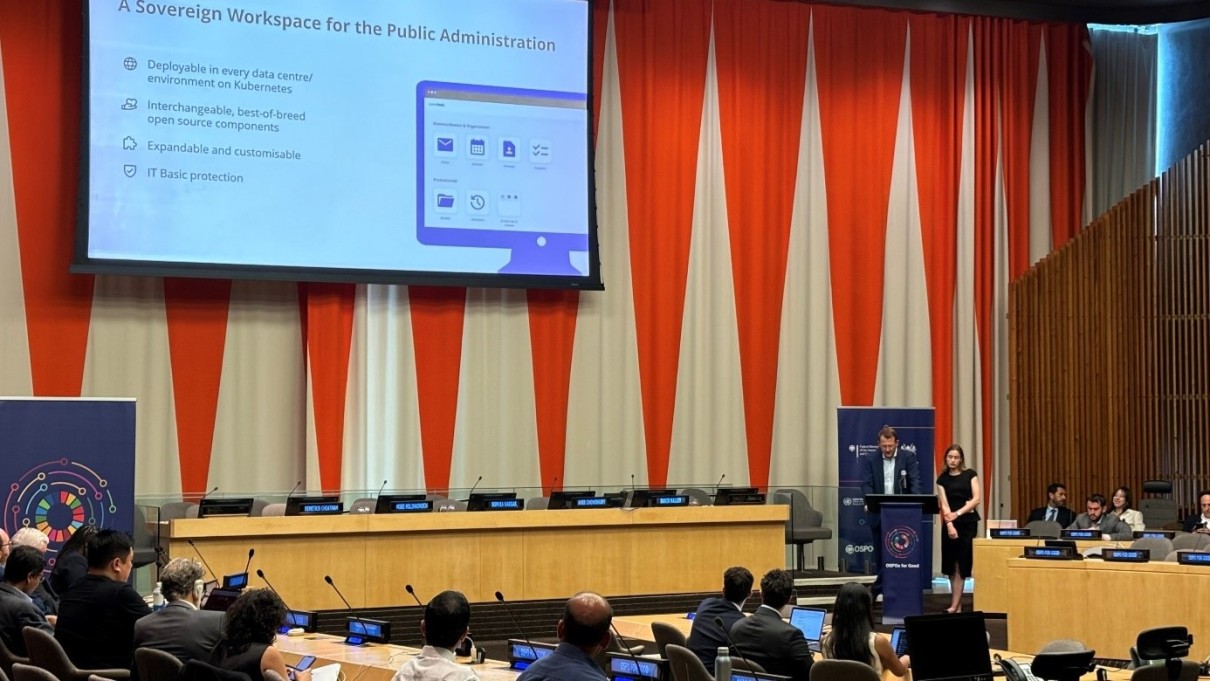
(170, 506, 787, 609)
(1005, 559, 1210, 659)
(973, 538, 1115, 613)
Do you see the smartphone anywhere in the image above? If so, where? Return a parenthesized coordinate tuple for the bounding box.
(288, 655, 317, 679)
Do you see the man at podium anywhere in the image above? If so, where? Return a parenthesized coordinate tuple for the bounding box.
(860, 425, 924, 598)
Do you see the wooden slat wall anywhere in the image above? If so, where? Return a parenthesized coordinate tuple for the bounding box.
(1009, 140, 1210, 520)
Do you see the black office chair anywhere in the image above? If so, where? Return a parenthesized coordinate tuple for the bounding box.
(1130, 627, 1200, 681)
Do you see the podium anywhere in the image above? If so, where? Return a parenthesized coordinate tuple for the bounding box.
(865, 494, 938, 623)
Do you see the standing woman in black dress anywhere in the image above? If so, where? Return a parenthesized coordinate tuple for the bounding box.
(936, 444, 980, 613)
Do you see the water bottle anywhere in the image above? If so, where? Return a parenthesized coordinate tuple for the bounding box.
(715, 646, 732, 681)
(152, 581, 165, 610)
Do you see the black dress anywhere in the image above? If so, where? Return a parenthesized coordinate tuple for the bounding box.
(937, 469, 979, 578)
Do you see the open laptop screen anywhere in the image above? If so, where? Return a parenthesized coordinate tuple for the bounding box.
(788, 606, 826, 642)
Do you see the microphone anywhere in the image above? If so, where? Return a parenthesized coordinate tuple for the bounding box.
(256, 568, 290, 609)
(242, 548, 255, 576)
(900, 469, 908, 493)
(466, 476, 483, 500)
(715, 474, 727, 495)
(186, 539, 217, 580)
(609, 620, 646, 673)
(324, 575, 371, 643)
(198, 486, 219, 503)
(375, 479, 388, 498)
(286, 480, 302, 500)
(714, 616, 759, 672)
(405, 583, 423, 607)
(495, 591, 539, 660)
(630, 473, 636, 491)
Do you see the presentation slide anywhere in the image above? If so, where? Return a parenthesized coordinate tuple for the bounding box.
(82, 0, 596, 285)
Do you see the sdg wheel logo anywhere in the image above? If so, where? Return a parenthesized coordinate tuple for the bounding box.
(884, 525, 919, 560)
(4, 459, 114, 566)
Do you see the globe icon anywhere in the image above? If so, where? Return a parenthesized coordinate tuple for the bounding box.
(123, 57, 137, 71)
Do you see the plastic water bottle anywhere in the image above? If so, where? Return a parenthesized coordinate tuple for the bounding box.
(151, 582, 165, 611)
(715, 646, 732, 681)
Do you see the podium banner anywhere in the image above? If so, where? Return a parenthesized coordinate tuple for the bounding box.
(881, 501, 926, 622)
(837, 407, 934, 583)
(0, 398, 136, 570)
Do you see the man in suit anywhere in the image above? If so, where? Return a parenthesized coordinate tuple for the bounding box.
(0, 546, 54, 656)
(1067, 494, 1132, 540)
(132, 557, 223, 676)
(55, 530, 152, 670)
(729, 569, 812, 681)
(1181, 490, 1210, 534)
(0, 528, 9, 573)
(686, 566, 753, 668)
(11, 528, 59, 620)
(860, 425, 924, 598)
(1026, 483, 1075, 527)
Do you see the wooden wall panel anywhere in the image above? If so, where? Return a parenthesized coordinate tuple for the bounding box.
(1009, 141, 1210, 520)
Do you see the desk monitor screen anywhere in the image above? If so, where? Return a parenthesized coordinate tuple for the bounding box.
(904, 612, 992, 681)
(383, 498, 434, 514)
(467, 492, 518, 512)
(730, 673, 789, 681)
(197, 498, 255, 518)
(713, 487, 761, 506)
(1134, 530, 1176, 540)
(346, 617, 390, 643)
(484, 498, 524, 510)
(375, 494, 426, 514)
(1024, 546, 1078, 560)
(201, 587, 242, 612)
(628, 489, 676, 508)
(890, 626, 909, 656)
(1060, 529, 1099, 540)
(507, 639, 557, 670)
(572, 495, 624, 509)
(547, 490, 596, 509)
(607, 653, 662, 680)
(222, 572, 248, 590)
(650, 494, 689, 507)
(788, 606, 826, 643)
(279, 609, 318, 633)
(1102, 548, 1149, 563)
(1177, 551, 1210, 566)
(990, 528, 1030, 539)
(286, 495, 340, 517)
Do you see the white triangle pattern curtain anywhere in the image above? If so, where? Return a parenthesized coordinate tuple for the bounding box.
(0, 1, 1091, 519)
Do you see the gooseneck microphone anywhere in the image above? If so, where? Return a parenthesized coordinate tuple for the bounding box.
(256, 569, 290, 608)
(609, 621, 646, 673)
(466, 476, 483, 500)
(375, 479, 388, 498)
(715, 474, 727, 495)
(405, 584, 423, 607)
(242, 548, 255, 576)
(186, 539, 217, 580)
(285, 480, 302, 500)
(495, 591, 538, 659)
(324, 575, 372, 644)
(900, 469, 908, 492)
(714, 616, 758, 672)
(198, 486, 219, 503)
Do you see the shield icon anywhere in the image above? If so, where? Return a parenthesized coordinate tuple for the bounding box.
(123, 165, 137, 178)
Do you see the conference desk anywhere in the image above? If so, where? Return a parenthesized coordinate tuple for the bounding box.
(973, 538, 1119, 613)
(169, 506, 787, 610)
(276, 632, 516, 681)
(1005, 558, 1210, 660)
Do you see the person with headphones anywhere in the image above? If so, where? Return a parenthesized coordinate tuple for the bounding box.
(132, 558, 224, 678)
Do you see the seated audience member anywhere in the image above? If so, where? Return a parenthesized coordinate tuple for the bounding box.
(210, 589, 311, 681)
(729, 569, 813, 681)
(1026, 483, 1075, 527)
(0, 546, 55, 656)
(392, 590, 479, 681)
(516, 592, 613, 681)
(1067, 494, 1131, 540)
(1182, 490, 1210, 534)
(0, 529, 9, 572)
(55, 529, 152, 669)
(133, 558, 224, 672)
(1110, 487, 1145, 532)
(686, 566, 753, 668)
(821, 583, 908, 675)
(11, 528, 59, 618)
(49, 525, 97, 597)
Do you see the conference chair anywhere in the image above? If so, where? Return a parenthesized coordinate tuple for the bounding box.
(249, 499, 270, 517)
(11, 664, 57, 681)
(665, 644, 713, 681)
(0, 635, 29, 680)
(1138, 481, 1181, 529)
(179, 660, 250, 681)
(0, 665, 7, 681)
(88, 676, 116, 681)
(1131, 663, 1201, 681)
(773, 489, 832, 572)
(810, 659, 881, 681)
(1171, 532, 1210, 551)
(526, 497, 549, 510)
(424, 493, 448, 501)
(1130, 537, 1174, 558)
(131, 506, 160, 569)
(158, 502, 196, 522)
(21, 627, 132, 681)
(678, 489, 713, 506)
(348, 498, 376, 514)
(262, 671, 286, 681)
(650, 621, 688, 658)
(1024, 520, 1063, 539)
(134, 648, 184, 681)
(185, 506, 200, 519)
(260, 503, 287, 517)
(731, 658, 766, 673)
(1039, 639, 1089, 654)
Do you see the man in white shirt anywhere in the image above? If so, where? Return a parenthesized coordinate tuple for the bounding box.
(393, 590, 479, 681)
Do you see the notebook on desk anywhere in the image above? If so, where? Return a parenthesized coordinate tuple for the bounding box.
(788, 606, 826, 653)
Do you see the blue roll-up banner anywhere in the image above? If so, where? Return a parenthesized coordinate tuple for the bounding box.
(881, 501, 926, 622)
(1, 398, 136, 571)
(837, 407, 934, 587)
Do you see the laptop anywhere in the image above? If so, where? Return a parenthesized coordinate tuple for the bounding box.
(890, 626, 909, 656)
(788, 606, 826, 652)
(904, 611, 993, 681)
(201, 587, 242, 612)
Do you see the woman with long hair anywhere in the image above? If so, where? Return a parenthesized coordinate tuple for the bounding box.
(821, 583, 909, 674)
(48, 524, 97, 596)
(1110, 486, 1145, 531)
(936, 444, 980, 613)
(210, 589, 311, 681)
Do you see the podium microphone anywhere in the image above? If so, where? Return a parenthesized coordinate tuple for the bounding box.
(375, 479, 388, 498)
(285, 480, 302, 500)
(324, 575, 372, 645)
(495, 591, 538, 659)
(714, 616, 758, 672)
(900, 469, 908, 493)
(242, 548, 255, 576)
(405, 584, 423, 607)
(186, 539, 217, 580)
